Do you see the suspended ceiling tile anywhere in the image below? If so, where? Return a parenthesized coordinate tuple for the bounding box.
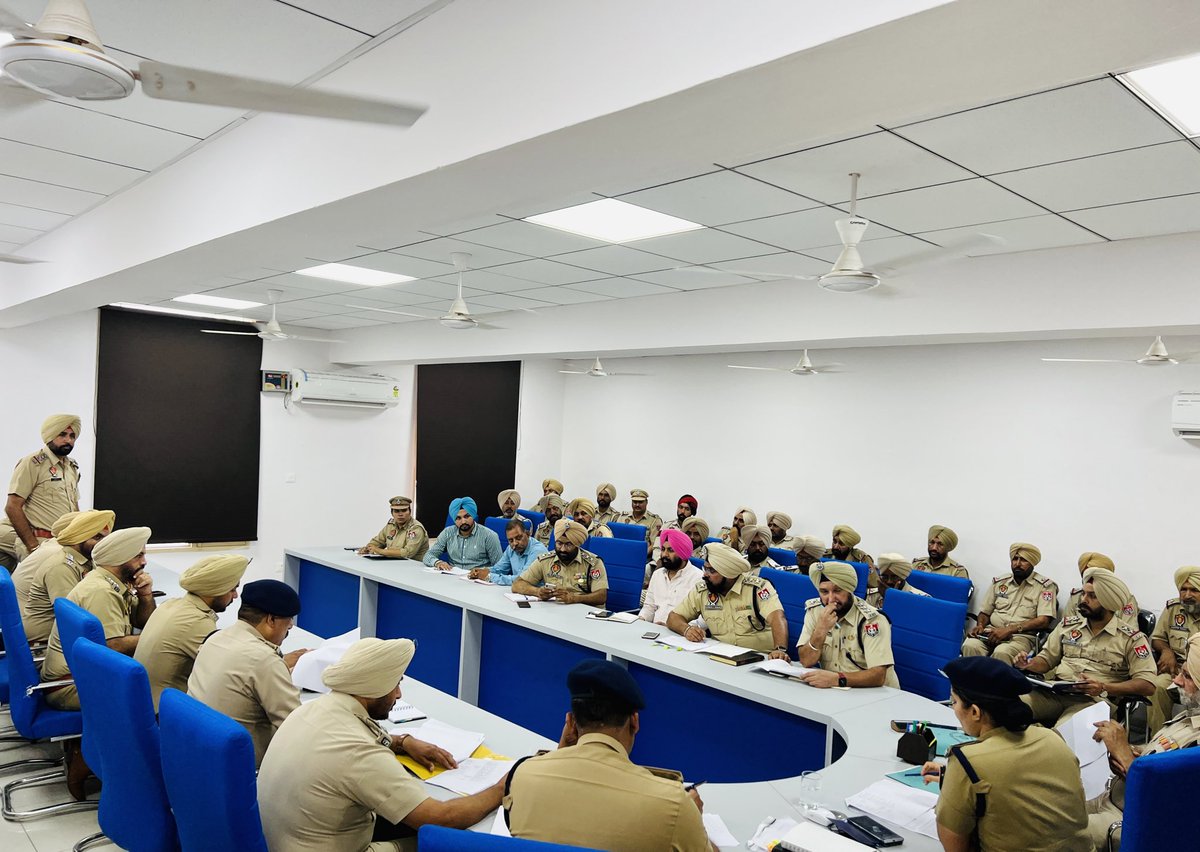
(854, 179, 1045, 234)
(895, 78, 1179, 176)
(989, 141, 1200, 212)
(339, 310, 428, 324)
(0, 202, 70, 232)
(566, 277, 679, 298)
(295, 315, 384, 329)
(470, 293, 555, 311)
(264, 0, 434, 36)
(417, 214, 510, 237)
(627, 228, 780, 264)
(734, 131, 974, 204)
(398, 279, 489, 302)
(1066, 193, 1200, 241)
(391, 237, 531, 269)
(354, 231, 436, 252)
(722, 206, 897, 252)
(203, 281, 333, 302)
(0, 240, 19, 253)
(632, 267, 760, 290)
(339, 252, 454, 279)
(619, 170, 817, 226)
(0, 139, 146, 195)
(496, 191, 607, 221)
(0, 222, 43, 244)
(422, 268, 538, 293)
(251, 274, 362, 295)
(222, 266, 293, 281)
(916, 214, 1105, 255)
(0, 174, 105, 216)
(705, 252, 832, 278)
(335, 287, 447, 308)
(487, 258, 606, 286)
(510, 286, 613, 306)
(459, 219, 607, 257)
(551, 245, 678, 276)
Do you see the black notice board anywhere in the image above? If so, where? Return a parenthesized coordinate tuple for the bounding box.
(415, 361, 520, 533)
(94, 307, 262, 542)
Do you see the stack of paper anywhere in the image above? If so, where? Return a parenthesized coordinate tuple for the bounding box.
(290, 628, 360, 694)
(703, 814, 739, 849)
(425, 757, 516, 795)
(754, 659, 818, 680)
(425, 566, 470, 576)
(504, 592, 541, 603)
(585, 610, 639, 623)
(845, 779, 938, 839)
(654, 636, 712, 652)
(776, 821, 873, 851)
(1056, 701, 1113, 798)
(409, 719, 486, 763)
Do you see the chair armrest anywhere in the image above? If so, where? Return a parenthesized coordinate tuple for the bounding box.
(25, 678, 72, 696)
(1106, 819, 1122, 852)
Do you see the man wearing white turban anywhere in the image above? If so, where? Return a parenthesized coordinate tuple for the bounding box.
(258, 638, 504, 851)
(765, 511, 795, 550)
(513, 520, 608, 607)
(0, 414, 83, 566)
(789, 535, 826, 575)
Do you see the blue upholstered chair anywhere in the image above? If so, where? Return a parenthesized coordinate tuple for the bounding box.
(583, 536, 645, 612)
(516, 509, 544, 529)
(159, 688, 268, 852)
(768, 547, 798, 567)
(53, 599, 105, 783)
(882, 589, 969, 701)
(484, 516, 511, 541)
(904, 570, 973, 605)
(418, 824, 601, 851)
(1112, 745, 1200, 852)
(70, 639, 178, 851)
(607, 521, 647, 543)
(760, 568, 818, 650)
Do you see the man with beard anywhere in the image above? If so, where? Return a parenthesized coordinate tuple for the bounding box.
(719, 506, 756, 552)
(1, 414, 83, 567)
(594, 483, 621, 525)
(1066, 552, 1139, 626)
(666, 543, 789, 657)
(513, 519, 608, 607)
(824, 524, 877, 586)
(650, 494, 697, 562)
(682, 517, 710, 556)
(618, 488, 662, 558)
(357, 496, 428, 561)
(790, 536, 826, 575)
(568, 497, 612, 538)
(258, 638, 504, 850)
(961, 543, 1058, 664)
(1016, 568, 1156, 725)
(912, 524, 968, 578)
(1147, 566, 1200, 733)
(135, 554, 249, 711)
(534, 494, 565, 547)
(533, 478, 564, 512)
(639, 529, 702, 625)
(765, 511, 796, 551)
(796, 561, 900, 688)
(17, 509, 112, 643)
(423, 497, 502, 572)
(496, 488, 521, 519)
(743, 525, 780, 574)
(865, 554, 930, 609)
(1086, 633, 1200, 851)
(468, 519, 547, 586)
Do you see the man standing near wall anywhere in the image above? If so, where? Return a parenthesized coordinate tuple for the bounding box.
(0, 414, 83, 568)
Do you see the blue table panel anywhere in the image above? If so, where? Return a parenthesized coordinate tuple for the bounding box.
(297, 560, 359, 639)
(478, 617, 604, 741)
(376, 585, 463, 696)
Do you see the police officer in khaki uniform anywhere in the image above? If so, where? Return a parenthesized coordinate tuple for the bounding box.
(718, 506, 756, 552)
(790, 535, 826, 575)
(865, 553, 931, 609)
(1, 414, 83, 566)
(743, 525, 780, 574)
(618, 488, 662, 557)
(1147, 565, 1200, 734)
(796, 561, 900, 688)
(1065, 552, 1140, 626)
(533, 494, 565, 547)
(1086, 633, 1200, 851)
(358, 496, 428, 560)
(257, 638, 504, 851)
(823, 524, 878, 587)
(16, 509, 112, 643)
(765, 511, 796, 551)
(188, 579, 308, 768)
(912, 524, 969, 579)
(962, 542, 1058, 665)
(533, 478, 564, 513)
(503, 659, 714, 852)
(513, 519, 608, 607)
(1016, 568, 1156, 726)
(567, 497, 612, 538)
(496, 488, 521, 519)
(666, 543, 789, 656)
(135, 554, 248, 711)
(682, 517, 710, 554)
(594, 483, 621, 525)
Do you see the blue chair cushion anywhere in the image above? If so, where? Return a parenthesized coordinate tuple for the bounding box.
(418, 824, 602, 850)
(905, 570, 973, 605)
(882, 590, 969, 701)
(584, 537, 647, 613)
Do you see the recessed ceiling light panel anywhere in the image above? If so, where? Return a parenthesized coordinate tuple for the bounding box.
(173, 294, 264, 309)
(109, 303, 259, 323)
(525, 198, 704, 243)
(1121, 53, 1200, 137)
(295, 263, 416, 286)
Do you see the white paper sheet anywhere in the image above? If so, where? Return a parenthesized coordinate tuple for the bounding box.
(777, 821, 873, 850)
(703, 813, 739, 849)
(504, 592, 541, 603)
(755, 659, 819, 679)
(425, 758, 516, 795)
(705, 640, 758, 658)
(747, 816, 799, 852)
(425, 566, 470, 576)
(845, 779, 939, 839)
(585, 610, 638, 623)
(1056, 701, 1110, 764)
(489, 806, 511, 837)
(409, 719, 486, 763)
(290, 628, 360, 694)
(655, 636, 712, 652)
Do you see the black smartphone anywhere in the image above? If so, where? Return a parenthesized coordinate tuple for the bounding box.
(641, 631, 660, 640)
(516, 600, 531, 609)
(843, 815, 904, 847)
(592, 610, 613, 618)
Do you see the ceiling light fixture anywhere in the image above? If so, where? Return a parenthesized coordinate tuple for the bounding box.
(525, 198, 704, 243)
(110, 303, 259, 323)
(173, 294, 265, 310)
(1120, 53, 1200, 137)
(294, 263, 416, 286)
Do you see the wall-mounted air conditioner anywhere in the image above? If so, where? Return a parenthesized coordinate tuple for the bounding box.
(1171, 392, 1200, 439)
(289, 369, 401, 409)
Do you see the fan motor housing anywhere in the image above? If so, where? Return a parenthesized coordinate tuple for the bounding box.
(0, 39, 134, 99)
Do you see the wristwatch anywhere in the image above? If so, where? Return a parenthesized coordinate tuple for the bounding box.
(774, 645, 789, 653)
(1099, 689, 1109, 700)
(837, 674, 848, 688)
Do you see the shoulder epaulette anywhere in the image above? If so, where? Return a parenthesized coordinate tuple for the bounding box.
(742, 575, 766, 588)
(1069, 587, 1082, 596)
(992, 575, 1008, 584)
(579, 551, 598, 566)
(31, 450, 48, 465)
(1166, 597, 1181, 607)
(1117, 625, 1136, 637)
(805, 597, 822, 609)
(912, 557, 928, 566)
(854, 598, 882, 618)
(66, 458, 78, 469)
(533, 552, 555, 562)
(648, 512, 663, 521)
(1061, 615, 1084, 627)
(1039, 575, 1055, 588)
(694, 580, 709, 592)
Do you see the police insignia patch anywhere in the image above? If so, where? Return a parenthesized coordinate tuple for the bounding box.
(1069, 629, 1083, 642)
(550, 565, 561, 576)
(1041, 590, 1053, 602)
(864, 623, 879, 638)
(1175, 613, 1187, 629)
(1122, 603, 1135, 617)
(998, 584, 1008, 595)
(590, 568, 601, 579)
(757, 587, 770, 600)
(1134, 643, 1150, 659)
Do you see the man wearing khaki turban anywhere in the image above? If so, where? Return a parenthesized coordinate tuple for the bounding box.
(824, 525, 877, 587)
(533, 478, 564, 512)
(667, 543, 789, 657)
(1018, 567, 1156, 726)
(533, 494, 565, 547)
(618, 489, 662, 559)
(513, 519, 608, 607)
(866, 554, 930, 609)
(682, 517, 710, 553)
(358, 496, 428, 560)
(0, 414, 83, 566)
(594, 483, 621, 525)
(913, 525, 968, 579)
(568, 497, 613, 539)
(1065, 552, 1138, 626)
(134, 554, 249, 711)
(1147, 566, 1200, 733)
(789, 535, 826, 575)
(497, 489, 522, 520)
(13, 509, 79, 613)
(765, 511, 796, 551)
(258, 638, 505, 851)
(962, 543, 1059, 665)
(719, 506, 756, 552)
(17, 509, 114, 644)
(743, 525, 780, 574)
(797, 561, 900, 688)
(650, 495, 698, 562)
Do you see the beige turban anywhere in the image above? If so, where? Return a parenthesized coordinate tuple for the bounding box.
(568, 497, 597, 519)
(542, 478, 563, 495)
(928, 525, 958, 551)
(736, 507, 758, 526)
(683, 517, 710, 540)
(57, 510, 116, 547)
(322, 638, 415, 698)
(811, 561, 858, 594)
(388, 496, 412, 508)
(41, 414, 81, 445)
(1077, 551, 1115, 573)
(877, 553, 914, 580)
(554, 519, 588, 547)
(1083, 567, 1132, 614)
(544, 494, 566, 512)
(832, 524, 861, 548)
(596, 483, 617, 501)
(766, 511, 793, 531)
(630, 488, 648, 500)
(497, 489, 521, 509)
(180, 555, 249, 597)
(51, 511, 82, 539)
(704, 543, 752, 579)
(1174, 566, 1200, 592)
(1186, 634, 1200, 685)
(92, 527, 151, 567)
(1009, 542, 1042, 566)
(744, 525, 772, 546)
(792, 535, 826, 558)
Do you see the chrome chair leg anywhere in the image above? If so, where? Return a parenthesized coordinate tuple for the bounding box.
(0, 755, 60, 774)
(2, 768, 98, 822)
(72, 831, 109, 851)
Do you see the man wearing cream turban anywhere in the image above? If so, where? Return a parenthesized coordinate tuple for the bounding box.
(719, 506, 757, 552)
(1086, 633, 1200, 851)
(258, 638, 505, 852)
(594, 483, 621, 525)
(667, 543, 789, 658)
(743, 525, 780, 574)
(650, 494, 698, 562)
(17, 508, 114, 643)
(640, 529, 702, 625)
(913, 525, 968, 579)
(682, 517, 710, 552)
(533, 478, 564, 512)
(423, 497, 503, 572)
(135, 554, 249, 711)
(790, 535, 826, 575)
(1066, 552, 1138, 626)
(797, 562, 900, 689)
(1018, 567, 1156, 726)
(13, 509, 80, 610)
(568, 497, 613, 538)
(824, 524, 877, 587)
(497, 489, 522, 519)
(618, 489, 662, 559)
(358, 496, 428, 561)
(962, 542, 1059, 665)
(765, 511, 796, 550)
(0, 413, 83, 566)
(513, 519, 608, 607)
(1146, 566, 1200, 733)
(533, 494, 565, 547)
(866, 554, 931, 609)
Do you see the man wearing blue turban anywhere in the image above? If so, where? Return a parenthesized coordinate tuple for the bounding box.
(424, 497, 502, 573)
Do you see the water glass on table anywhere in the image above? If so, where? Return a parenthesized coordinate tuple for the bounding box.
(796, 770, 823, 813)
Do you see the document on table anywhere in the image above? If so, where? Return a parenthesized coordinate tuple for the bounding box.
(425, 565, 470, 576)
(754, 658, 819, 680)
(886, 768, 940, 793)
(1056, 701, 1112, 798)
(703, 813, 739, 849)
(291, 628, 360, 693)
(504, 592, 541, 603)
(845, 778, 939, 839)
(585, 610, 639, 623)
(776, 821, 873, 851)
(425, 757, 516, 796)
(1026, 677, 1089, 693)
(655, 636, 713, 652)
(458, 575, 493, 585)
(705, 640, 758, 658)
(408, 719, 486, 763)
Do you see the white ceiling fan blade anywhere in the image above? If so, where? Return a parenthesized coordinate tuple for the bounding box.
(137, 60, 427, 127)
(727, 365, 788, 372)
(675, 266, 818, 281)
(606, 372, 648, 376)
(0, 6, 47, 38)
(1040, 358, 1134, 364)
(0, 76, 45, 110)
(201, 329, 261, 336)
(558, 370, 589, 375)
(0, 252, 44, 264)
(880, 233, 1006, 277)
(288, 334, 342, 343)
(343, 303, 436, 319)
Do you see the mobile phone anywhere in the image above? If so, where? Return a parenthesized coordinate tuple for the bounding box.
(517, 600, 531, 609)
(842, 815, 904, 847)
(642, 631, 660, 640)
(592, 610, 613, 619)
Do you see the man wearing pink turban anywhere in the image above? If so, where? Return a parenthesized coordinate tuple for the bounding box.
(639, 529, 702, 625)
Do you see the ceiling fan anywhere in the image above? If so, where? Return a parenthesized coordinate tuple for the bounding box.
(0, 0, 427, 125)
(343, 253, 505, 330)
(201, 289, 340, 343)
(0, 252, 43, 264)
(559, 358, 646, 378)
(727, 349, 841, 375)
(1041, 336, 1199, 367)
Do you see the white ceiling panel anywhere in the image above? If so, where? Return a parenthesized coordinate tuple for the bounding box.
(222, 266, 292, 281)
(391, 237, 531, 269)
(1066, 193, 1200, 241)
(495, 191, 607, 222)
(567, 277, 679, 298)
(989, 141, 1200, 213)
(915, 214, 1104, 255)
(417, 215, 510, 238)
(550, 245, 678, 277)
(620, 170, 817, 226)
(895, 78, 1180, 176)
(488, 258, 606, 286)
(460, 220, 608, 257)
(509, 286, 613, 306)
(722, 206, 897, 252)
(0, 139, 146, 195)
(429, 269, 544, 293)
(632, 267, 760, 290)
(336, 287, 449, 308)
(0, 240, 19, 253)
(339, 310, 429, 324)
(0, 174, 105, 216)
(397, 280, 488, 302)
(0, 222, 43, 244)
(627, 228, 780, 264)
(705, 252, 832, 278)
(203, 281, 339, 303)
(293, 315, 383, 329)
(252, 273, 363, 295)
(0, 201, 70, 232)
(734, 131, 975, 204)
(854, 179, 1045, 234)
(269, 0, 435, 36)
(470, 293, 555, 311)
(340, 252, 454, 279)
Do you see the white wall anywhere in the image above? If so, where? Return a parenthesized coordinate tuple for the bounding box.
(513, 360, 567, 503)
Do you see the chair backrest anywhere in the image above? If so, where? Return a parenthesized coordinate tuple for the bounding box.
(817, 558, 869, 597)
(1137, 609, 1156, 637)
(71, 639, 178, 852)
(484, 516, 513, 542)
(53, 598, 106, 776)
(418, 825, 601, 851)
(1121, 746, 1200, 852)
(768, 547, 798, 567)
(882, 590, 969, 701)
(583, 536, 645, 612)
(607, 521, 647, 542)
(516, 509, 544, 529)
(760, 568, 818, 649)
(159, 688, 268, 852)
(904, 570, 973, 606)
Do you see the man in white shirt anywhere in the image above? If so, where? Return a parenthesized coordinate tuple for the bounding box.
(639, 529, 702, 625)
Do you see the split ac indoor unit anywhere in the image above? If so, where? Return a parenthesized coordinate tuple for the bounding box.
(289, 369, 401, 409)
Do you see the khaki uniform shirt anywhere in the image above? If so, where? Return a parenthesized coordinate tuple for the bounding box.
(618, 511, 663, 545)
(1151, 599, 1200, 662)
(672, 574, 783, 652)
(1066, 587, 1140, 628)
(133, 593, 218, 711)
(518, 550, 608, 595)
(822, 547, 875, 567)
(533, 519, 555, 547)
(503, 733, 711, 852)
(19, 543, 91, 644)
(42, 568, 134, 682)
(912, 555, 968, 579)
(1035, 615, 1157, 685)
(587, 520, 613, 538)
(367, 518, 428, 560)
(4, 446, 80, 531)
(771, 535, 796, 551)
(257, 691, 427, 852)
(594, 507, 622, 526)
(937, 726, 1090, 851)
(718, 526, 746, 552)
(979, 572, 1059, 628)
(188, 620, 300, 767)
(798, 597, 900, 688)
(13, 538, 62, 607)
(865, 581, 930, 609)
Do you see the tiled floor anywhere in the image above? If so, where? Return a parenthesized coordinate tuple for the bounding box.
(0, 727, 103, 852)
